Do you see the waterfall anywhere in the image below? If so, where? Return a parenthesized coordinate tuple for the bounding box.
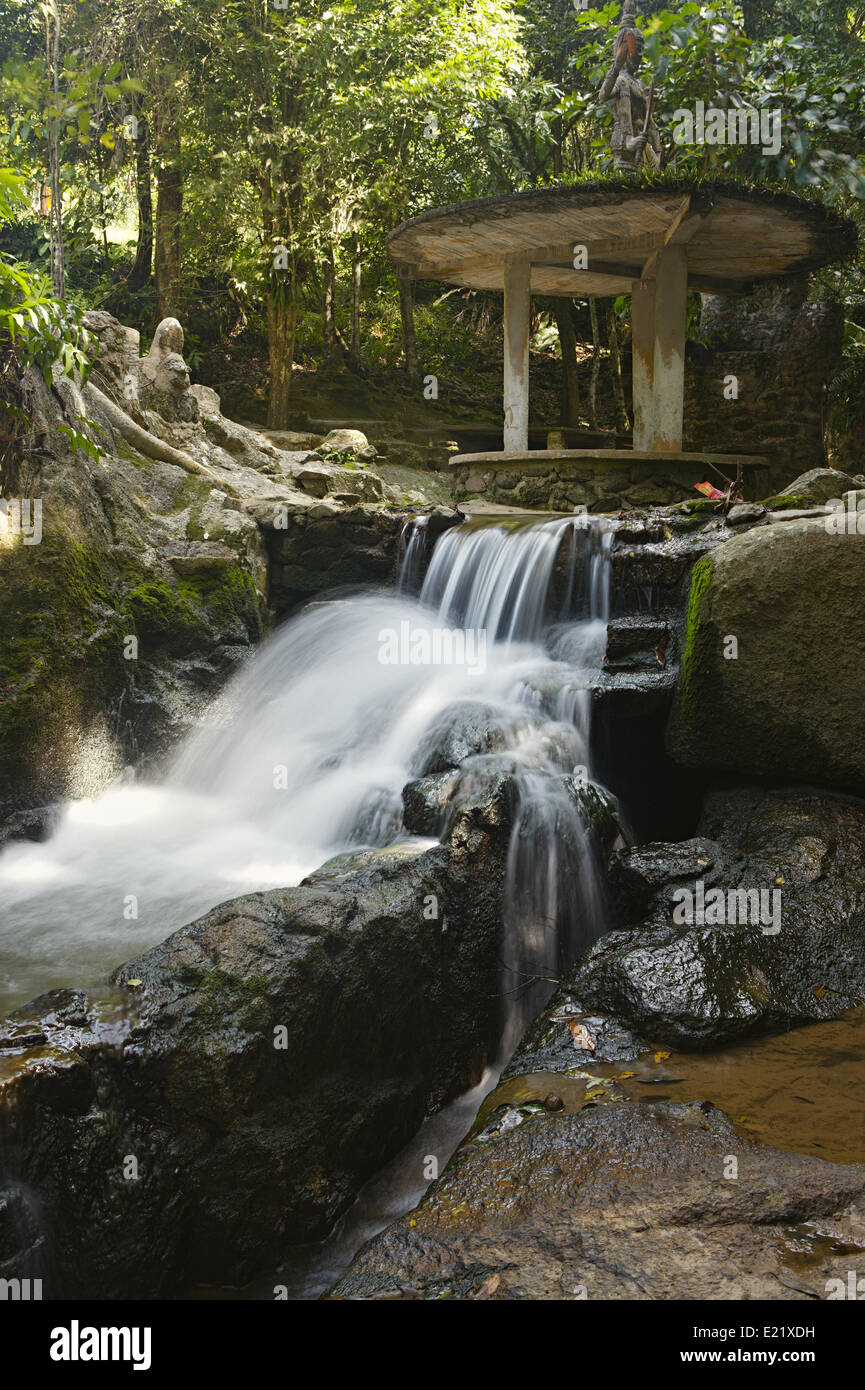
(396, 516, 428, 595)
(416, 518, 614, 1051)
(0, 517, 615, 1041)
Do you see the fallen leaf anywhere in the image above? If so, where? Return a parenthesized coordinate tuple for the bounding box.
(653, 1049, 671, 1062)
(655, 631, 670, 667)
(613, 1070, 636, 1079)
(813, 985, 827, 999)
(126, 978, 143, 987)
(470, 1273, 501, 1300)
(569, 1020, 596, 1051)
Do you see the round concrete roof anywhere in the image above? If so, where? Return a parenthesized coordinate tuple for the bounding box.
(387, 181, 857, 298)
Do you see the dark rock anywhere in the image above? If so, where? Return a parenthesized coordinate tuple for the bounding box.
(0, 784, 514, 1297)
(0, 805, 59, 850)
(264, 504, 408, 615)
(503, 999, 650, 1073)
(726, 502, 766, 526)
(411, 703, 530, 777)
(330, 1101, 865, 1300)
(402, 771, 463, 835)
(556, 788, 865, 1050)
(604, 616, 672, 669)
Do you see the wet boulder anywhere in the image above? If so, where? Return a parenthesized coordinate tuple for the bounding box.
(412, 702, 534, 777)
(548, 787, 865, 1051)
(0, 782, 514, 1297)
(330, 1100, 865, 1300)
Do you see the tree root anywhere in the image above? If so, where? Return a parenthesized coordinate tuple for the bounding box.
(86, 382, 242, 496)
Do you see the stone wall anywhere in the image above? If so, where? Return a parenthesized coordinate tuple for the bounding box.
(683, 278, 843, 473)
(453, 452, 776, 512)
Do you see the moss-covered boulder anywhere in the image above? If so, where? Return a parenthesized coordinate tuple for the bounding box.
(666, 517, 865, 793)
(0, 364, 273, 821)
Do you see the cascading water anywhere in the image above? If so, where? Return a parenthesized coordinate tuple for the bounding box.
(0, 517, 615, 1046)
(419, 518, 614, 1053)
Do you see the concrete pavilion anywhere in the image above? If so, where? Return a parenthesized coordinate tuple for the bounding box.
(387, 181, 856, 491)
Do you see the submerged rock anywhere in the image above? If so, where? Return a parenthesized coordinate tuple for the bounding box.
(330, 1101, 865, 1300)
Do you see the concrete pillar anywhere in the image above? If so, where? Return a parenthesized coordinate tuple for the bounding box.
(503, 260, 531, 452)
(651, 244, 688, 452)
(631, 277, 655, 451)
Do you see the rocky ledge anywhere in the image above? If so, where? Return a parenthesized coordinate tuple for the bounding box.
(330, 1100, 865, 1300)
(0, 769, 614, 1297)
(331, 782, 865, 1299)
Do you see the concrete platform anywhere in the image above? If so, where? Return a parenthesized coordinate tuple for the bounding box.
(449, 447, 774, 511)
(449, 448, 768, 471)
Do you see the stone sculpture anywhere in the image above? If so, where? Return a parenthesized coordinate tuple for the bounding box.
(599, 0, 661, 174)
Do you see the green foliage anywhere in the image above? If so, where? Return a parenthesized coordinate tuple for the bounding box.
(2, 0, 865, 439)
(0, 166, 91, 381)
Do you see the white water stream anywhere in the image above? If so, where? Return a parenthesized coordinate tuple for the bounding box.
(0, 517, 614, 1026)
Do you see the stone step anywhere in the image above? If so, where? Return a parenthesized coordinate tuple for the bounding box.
(604, 616, 674, 670)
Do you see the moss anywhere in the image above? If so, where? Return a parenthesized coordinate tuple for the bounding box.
(122, 579, 205, 647)
(761, 494, 807, 510)
(171, 472, 211, 514)
(179, 564, 264, 639)
(678, 555, 715, 715)
(112, 437, 150, 469)
(171, 962, 206, 989)
(194, 967, 271, 1031)
(0, 528, 127, 797)
(676, 498, 718, 515)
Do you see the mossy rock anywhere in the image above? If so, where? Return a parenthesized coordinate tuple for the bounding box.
(761, 493, 807, 510)
(667, 519, 865, 792)
(0, 528, 128, 807)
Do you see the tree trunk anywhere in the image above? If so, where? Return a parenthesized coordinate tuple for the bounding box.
(588, 297, 601, 430)
(321, 247, 341, 365)
(44, 2, 65, 298)
(553, 299, 580, 427)
(350, 232, 361, 360)
(154, 98, 182, 321)
(266, 287, 298, 428)
(608, 304, 630, 434)
(397, 271, 419, 381)
(129, 109, 153, 291)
